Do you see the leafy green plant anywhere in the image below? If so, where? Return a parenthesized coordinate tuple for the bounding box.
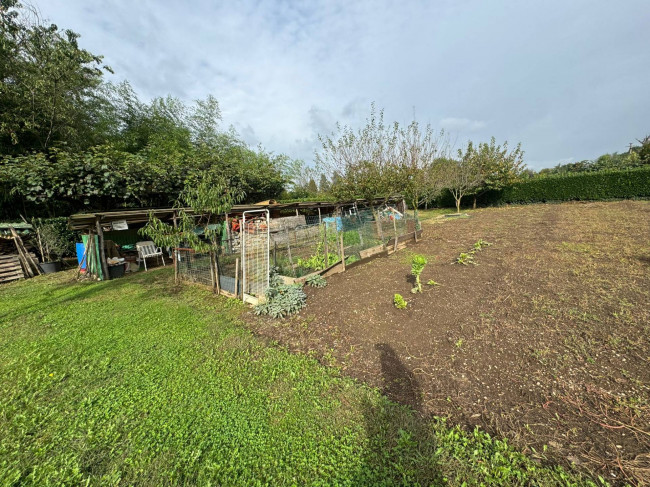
(305, 274, 327, 288)
(255, 267, 307, 318)
(394, 293, 407, 309)
(410, 254, 427, 293)
(456, 252, 476, 266)
(473, 239, 492, 251)
(426, 279, 441, 286)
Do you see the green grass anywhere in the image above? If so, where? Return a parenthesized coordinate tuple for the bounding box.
(0, 270, 601, 486)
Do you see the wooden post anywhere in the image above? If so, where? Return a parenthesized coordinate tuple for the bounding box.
(95, 218, 110, 280)
(285, 227, 295, 277)
(172, 211, 179, 282)
(392, 216, 399, 253)
(234, 257, 240, 298)
(273, 241, 277, 267)
(317, 207, 322, 224)
(339, 229, 345, 270)
(10, 227, 39, 277)
(295, 208, 299, 216)
(323, 221, 329, 267)
(213, 252, 221, 294)
(225, 212, 232, 252)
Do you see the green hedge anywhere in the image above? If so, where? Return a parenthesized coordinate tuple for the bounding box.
(496, 166, 650, 204)
(433, 166, 650, 208)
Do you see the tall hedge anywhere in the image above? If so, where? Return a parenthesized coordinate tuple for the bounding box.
(433, 166, 650, 208)
(496, 166, 650, 204)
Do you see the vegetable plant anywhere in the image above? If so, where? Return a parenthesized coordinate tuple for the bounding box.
(426, 279, 441, 286)
(456, 252, 476, 266)
(473, 239, 492, 251)
(305, 274, 327, 288)
(394, 293, 407, 309)
(410, 254, 427, 293)
(255, 267, 307, 318)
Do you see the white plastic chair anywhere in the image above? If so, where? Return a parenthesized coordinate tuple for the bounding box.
(135, 241, 165, 271)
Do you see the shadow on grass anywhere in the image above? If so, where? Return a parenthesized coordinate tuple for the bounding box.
(353, 343, 443, 485)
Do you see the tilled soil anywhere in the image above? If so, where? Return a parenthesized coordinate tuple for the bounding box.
(246, 201, 650, 485)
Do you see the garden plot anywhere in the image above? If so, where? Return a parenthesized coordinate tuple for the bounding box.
(247, 200, 650, 485)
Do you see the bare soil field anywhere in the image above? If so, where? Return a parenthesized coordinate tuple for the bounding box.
(248, 201, 650, 485)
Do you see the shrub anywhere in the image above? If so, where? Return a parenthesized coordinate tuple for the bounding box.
(255, 267, 307, 318)
(495, 166, 650, 205)
(305, 274, 327, 288)
(410, 254, 427, 293)
(394, 293, 407, 309)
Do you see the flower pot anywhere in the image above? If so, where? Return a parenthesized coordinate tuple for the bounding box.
(108, 263, 126, 279)
(39, 261, 62, 274)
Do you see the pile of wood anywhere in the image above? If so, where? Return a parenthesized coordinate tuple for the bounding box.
(0, 228, 41, 284)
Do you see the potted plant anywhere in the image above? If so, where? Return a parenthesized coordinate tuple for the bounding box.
(32, 220, 68, 273)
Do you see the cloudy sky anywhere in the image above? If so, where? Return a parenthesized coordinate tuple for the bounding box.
(36, 0, 650, 170)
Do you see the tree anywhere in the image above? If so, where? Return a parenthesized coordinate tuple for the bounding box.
(141, 172, 245, 291)
(307, 178, 318, 195)
(318, 173, 330, 194)
(316, 103, 399, 202)
(1, 2, 112, 154)
(444, 148, 483, 214)
(466, 137, 525, 208)
(394, 121, 449, 215)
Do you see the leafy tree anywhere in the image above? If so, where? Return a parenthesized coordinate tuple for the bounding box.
(465, 137, 525, 208)
(318, 173, 330, 194)
(317, 103, 399, 202)
(141, 172, 245, 289)
(307, 178, 318, 195)
(443, 150, 483, 214)
(0, 1, 112, 154)
(394, 121, 449, 215)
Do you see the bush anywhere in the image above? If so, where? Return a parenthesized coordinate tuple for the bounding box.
(496, 166, 650, 204)
(255, 267, 307, 318)
(305, 274, 327, 288)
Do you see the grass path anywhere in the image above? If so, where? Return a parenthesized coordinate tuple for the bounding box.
(0, 269, 600, 486)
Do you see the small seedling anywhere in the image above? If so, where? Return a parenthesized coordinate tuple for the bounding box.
(410, 254, 427, 293)
(455, 338, 464, 348)
(426, 279, 441, 286)
(473, 239, 492, 251)
(456, 252, 476, 265)
(394, 293, 407, 309)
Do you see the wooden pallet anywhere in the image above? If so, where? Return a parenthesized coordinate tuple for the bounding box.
(0, 254, 25, 283)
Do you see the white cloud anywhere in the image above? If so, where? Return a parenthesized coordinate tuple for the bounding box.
(33, 0, 650, 168)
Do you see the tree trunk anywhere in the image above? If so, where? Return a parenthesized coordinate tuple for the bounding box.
(473, 195, 477, 209)
(455, 198, 461, 214)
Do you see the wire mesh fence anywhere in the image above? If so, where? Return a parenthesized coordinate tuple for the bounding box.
(176, 203, 419, 298)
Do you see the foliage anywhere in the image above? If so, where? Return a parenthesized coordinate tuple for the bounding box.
(30, 218, 69, 262)
(255, 267, 307, 318)
(141, 172, 244, 255)
(0, 4, 289, 219)
(473, 239, 492, 251)
(456, 252, 476, 266)
(440, 152, 483, 214)
(316, 103, 400, 202)
(426, 279, 441, 286)
(410, 254, 427, 293)
(305, 274, 327, 288)
(495, 166, 650, 204)
(394, 293, 408, 309)
(538, 135, 650, 176)
(0, 1, 112, 155)
(25, 216, 79, 258)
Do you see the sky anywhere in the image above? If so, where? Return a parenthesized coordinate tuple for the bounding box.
(35, 0, 650, 170)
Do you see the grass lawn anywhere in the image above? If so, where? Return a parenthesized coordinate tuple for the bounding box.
(0, 269, 601, 486)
